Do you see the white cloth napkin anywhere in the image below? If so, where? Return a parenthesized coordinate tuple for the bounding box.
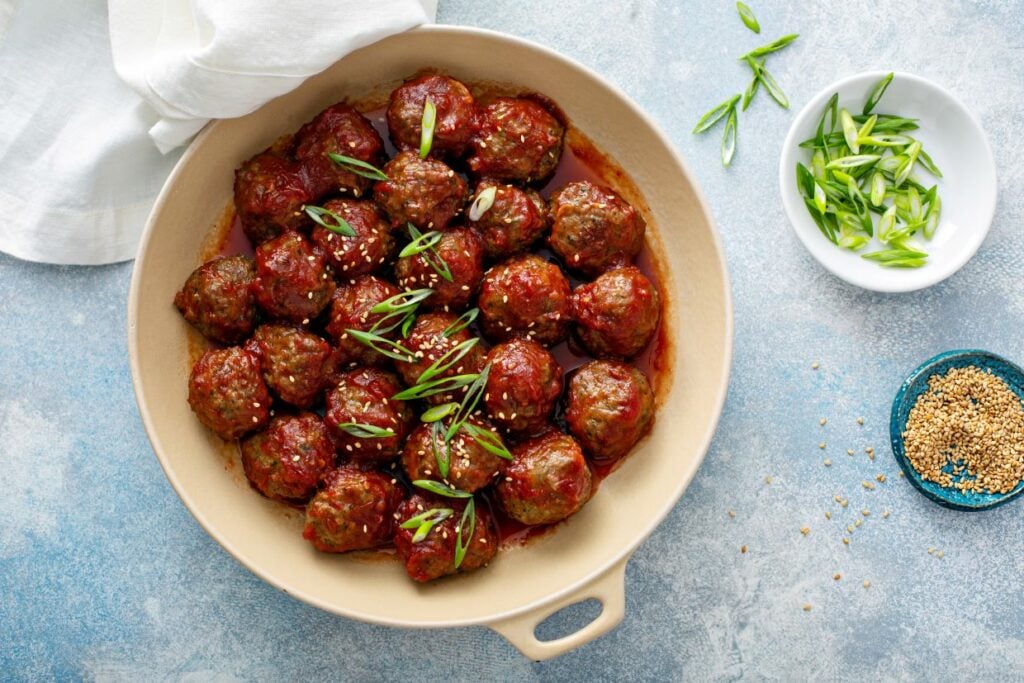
(0, 0, 435, 266)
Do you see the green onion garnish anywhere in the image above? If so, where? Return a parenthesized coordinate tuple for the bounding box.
(445, 365, 490, 441)
(327, 153, 389, 181)
(415, 337, 480, 385)
(336, 423, 396, 439)
(735, 1, 760, 33)
(401, 223, 453, 283)
(442, 308, 478, 337)
(392, 373, 481, 401)
(738, 33, 799, 60)
(795, 72, 943, 269)
(412, 480, 473, 499)
(344, 328, 415, 363)
(419, 98, 436, 159)
(400, 507, 454, 543)
(461, 422, 512, 460)
(303, 205, 356, 236)
(467, 186, 498, 221)
(721, 107, 738, 167)
(421, 402, 458, 423)
(430, 420, 451, 479)
(692, 94, 740, 134)
(454, 497, 476, 569)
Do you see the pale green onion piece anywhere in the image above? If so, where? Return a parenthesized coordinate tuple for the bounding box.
(721, 107, 738, 167)
(692, 94, 741, 134)
(430, 419, 451, 479)
(840, 109, 860, 154)
(412, 480, 473, 499)
(736, 1, 760, 33)
(327, 153, 389, 181)
(869, 172, 886, 207)
(454, 498, 476, 569)
(415, 337, 480, 385)
(877, 206, 897, 242)
(400, 507, 454, 543)
(421, 402, 458, 423)
(399, 230, 443, 258)
(858, 134, 914, 148)
(461, 422, 513, 460)
(345, 329, 415, 363)
(468, 186, 498, 221)
(811, 149, 827, 180)
(742, 71, 760, 111)
(863, 72, 894, 115)
(419, 98, 436, 159)
(918, 148, 943, 178)
(908, 186, 923, 222)
(838, 225, 870, 251)
(337, 423, 396, 439)
(923, 194, 942, 239)
(813, 182, 827, 214)
(739, 33, 799, 60)
(857, 114, 878, 140)
(876, 155, 904, 173)
(893, 140, 922, 188)
(825, 154, 881, 170)
(756, 63, 789, 109)
(303, 205, 356, 236)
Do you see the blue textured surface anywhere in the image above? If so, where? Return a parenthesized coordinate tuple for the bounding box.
(3, 1, 1024, 680)
(890, 350, 1024, 511)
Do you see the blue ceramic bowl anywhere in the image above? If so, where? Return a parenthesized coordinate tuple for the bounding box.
(890, 349, 1024, 511)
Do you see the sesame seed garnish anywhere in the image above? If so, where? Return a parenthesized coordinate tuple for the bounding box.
(727, 510, 736, 518)
(799, 526, 810, 536)
(740, 545, 747, 554)
(819, 442, 826, 449)
(842, 538, 850, 545)
(802, 604, 812, 612)
(833, 573, 841, 581)
(811, 361, 820, 370)
(857, 417, 864, 425)
(819, 418, 827, 426)
(251, 416, 258, 423)
(863, 580, 871, 589)
(823, 459, 832, 466)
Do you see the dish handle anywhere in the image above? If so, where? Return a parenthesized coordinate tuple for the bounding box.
(488, 556, 628, 661)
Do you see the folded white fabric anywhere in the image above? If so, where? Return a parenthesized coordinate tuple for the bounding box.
(0, 0, 434, 266)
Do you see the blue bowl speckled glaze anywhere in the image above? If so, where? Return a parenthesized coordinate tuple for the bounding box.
(890, 350, 1024, 511)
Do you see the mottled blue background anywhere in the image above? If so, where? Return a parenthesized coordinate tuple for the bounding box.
(3, 1, 1024, 680)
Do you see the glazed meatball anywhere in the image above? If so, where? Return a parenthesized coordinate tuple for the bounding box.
(373, 151, 468, 230)
(174, 255, 258, 344)
(467, 181, 548, 261)
(187, 347, 270, 440)
(253, 232, 335, 324)
(477, 254, 571, 346)
(324, 275, 403, 367)
(303, 467, 404, 553)
(244, 324, 337, 408)
(566, 361, 654, 462)
(401, 415, 505, 493)
(241, 412, 335, 502)
(466, 97, 564, 182)
(571, 266, 660, 359)
(396, 313, 486, 405)
(497, 431, 593, 526)
(308, 199, 395, 277)
(233, 153, 312, 245)
(484, 339, 563, 436)
(324, 368, 413, 462)
(387, 74, 477, 157)
(548, 180, 646, 277)
(292, 103, 386, 200)
(393, 494, 498, 582)
(395, 226, 484, 311)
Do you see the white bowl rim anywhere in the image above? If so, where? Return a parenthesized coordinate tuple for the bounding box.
(128, 23, 735, 629)
(778, 69, 997, 293)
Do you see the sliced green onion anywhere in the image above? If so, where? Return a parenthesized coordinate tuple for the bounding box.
(814, 93, 840, 154)
(923, 194, 942, 239)
(430, 420, 451, 480)
(327, 153, 389, 181)
(419, 98, 436, 159)
(735, 1, 760, 32)
(403, 223, 453, 283)
(918, 148, 943, 178)
(825, 154, 881, 170)
(692, 94, 741, 134)
(344, 328, 415, 363)
(795, 163, 815, 197)
(412, 479, 473, 499)
(747, 58, 788, 109)
(721, 107, 738, 167)
(876, 206, 897, 242)
(893, 140, 922, 188)
(393, 373, 481, 401)
(869, 172, 887, 207)
(908, 186, 923, 223)
(398, 230, 443, 258)
(739, 33, 799, 60)
(858, 134, 914, 148)
(422, 403, 458, 423)
(742, 71, 760, 111)
(461, 422, 513, 460)
(370, 288, 433, 316)
(863, 72, 894, 115)
(443, 308, 478, 338)
(400, 507, 454, 543)
(857, 114, 878, 140)
(336, 423, 395, 439)
(840, 109, 860, 154)
(468, 186, 498, 221)
(416, 337, 480, 385)
(454, 497, 476, 569)
(446, 365, 490, 441)
(303, 205, 356, 236)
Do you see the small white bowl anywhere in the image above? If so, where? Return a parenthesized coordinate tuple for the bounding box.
(779, 71, 996, 293)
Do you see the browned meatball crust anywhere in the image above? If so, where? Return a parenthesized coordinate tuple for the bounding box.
(565, 361, 655, 462)
(466, 97, 564, 182)
(477, 254, 571, 347)
(293, 103, 386, 200)
(373, 151, 468, 230)
(387, 74, 477, 158)
(393, 494, 497, 582)
(309, 199, 395, 277)
(401, 415, 505, 493)
(571, 266, 660, 359)
(241, 412, 335, 502)
(548, 180, 646, 277)
(187, 346, 271, 441)
(496, 431, 593, 526)
(323, 368, 413, 463)
(467, 180, 548, 261)
(484, 339, 563, 436)
(244, 324, 338, 408)
(395, 313, 486, 405)
(233, 152, 312, 246)
(253, 232, 335, 324)
(324, 275, 403, 368)
(174, 255, 258, 344)
(303, 467, 404, 553)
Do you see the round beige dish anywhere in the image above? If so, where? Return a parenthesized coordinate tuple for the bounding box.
(128, 25, 732, 661)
